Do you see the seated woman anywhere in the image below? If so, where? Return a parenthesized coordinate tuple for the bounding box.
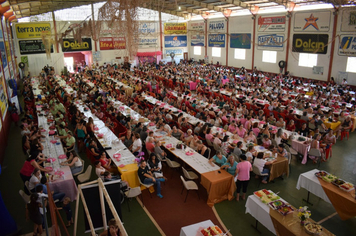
(221, 155, 238, 178)
(105, 117, 115, 130)
(88, 139, 101, 159)
(233, 141, 243, 159)
(189, 135, 200, 151)
(245, 145, 257, 163)
(228, 121, 237, 134)
(205, 127, 214, 142)
(29, 168, 42, 192)
(252, 122, 261, 137)
(286, 119, 296, 132)
(60, 151, 83, 175)
(253, 152, 276, 184)
(310, 133, 326, 163)
(244, 130, 257, 144)
(275, 117, 286, 129)
(236, 123, 247, 138)
(182, 129, 194, 144)
(209, 151, 227, 167)
(170, 126, 184, 140)
(275, 128, 289, 145)
(261, 134, 272, 149)
(120, 130, 133, 149)
(196, 140, 209, 158)
(147, 153, 166, 179)
(221, 135, 234, 155)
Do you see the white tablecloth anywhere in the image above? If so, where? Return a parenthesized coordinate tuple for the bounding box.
(180, 220, 214, 236)
(245, 193, 277, 235)
(296, 169, 331, 203)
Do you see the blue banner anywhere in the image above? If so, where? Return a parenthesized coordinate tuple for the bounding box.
(0, 42, 7, 69)
(208, 34, 225, 47)
(165, 49, 183, 57)
(164, 35, 187, 48)
(191, 35, 204, 46)
(230, 34, 251, 49)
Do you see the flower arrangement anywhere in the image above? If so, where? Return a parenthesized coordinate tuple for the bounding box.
(297, 206, 311, 225)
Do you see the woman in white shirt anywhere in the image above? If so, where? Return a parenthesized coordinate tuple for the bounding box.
(61, 151, 83, 175)
(131, 133, 142, 156)
(29, 168, 42, 192)
(253, 152, 275, 184)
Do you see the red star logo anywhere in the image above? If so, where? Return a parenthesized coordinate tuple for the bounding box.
(303, 14, 319, 30)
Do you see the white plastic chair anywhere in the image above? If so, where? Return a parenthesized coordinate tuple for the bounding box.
(166, 158, 181, 178)
(19, 190, 30, 203)
(180, 176, 199, 203)
(25, 181, 31, 193)
(182, 166, 198, 180)
(252, 165, 269, 187)
(77, 165, 92, 183)
(125, 187, 143, 211)
(308, 148, 322, 167)
(138, 176, 154, 198)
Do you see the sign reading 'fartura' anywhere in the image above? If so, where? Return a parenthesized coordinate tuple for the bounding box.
(62, 38, 92, 52)
(292, 34, 328, 54)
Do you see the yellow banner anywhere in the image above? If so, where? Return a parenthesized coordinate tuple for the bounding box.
(15, 23, 51, 39)
(164, 23, 187, 35)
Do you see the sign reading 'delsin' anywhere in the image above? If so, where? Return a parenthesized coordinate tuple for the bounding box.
(19, 40, 53, 55)
(16, 23, 51, 39)
(62, 38, 92, 52)
(292, 34, 328, 54)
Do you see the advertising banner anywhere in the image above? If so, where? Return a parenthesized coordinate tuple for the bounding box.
(258, 15, 286, 32)
(138, 37, 158, 48)
(208, 20, 225, 33)
(190, 22, 204, 31)
(338, 35, 356, 56)
(230, 34, 251, 49)
(294, 11, 331, 32)
(341, 10, 356, 32)
(164, 23, 187, 34)
(164, 36, 187, 48)
(0, 75, 8, 120)
(257, 34, 284, 50)
(191, 35, 204, 46)
(208, 34, 225, 47)
(15, 23, 51, 39)
(19, 40, 53, 54)
(165, 49, 183, 57)
(99, 37, 126, 50)
(292, 34, 328, 54)
(0, 42, 7, 69)
(62, 38, 92, 52)
(138, 22, 157, 34)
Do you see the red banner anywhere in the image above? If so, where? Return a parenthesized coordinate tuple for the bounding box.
(99, 37, 126, 50)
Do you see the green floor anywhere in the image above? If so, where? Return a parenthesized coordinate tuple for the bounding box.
(215, 131, 356, 236)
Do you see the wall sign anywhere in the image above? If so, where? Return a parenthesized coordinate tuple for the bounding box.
(338, 35, 356, 56)
(208, 20, 225, 33)
(341, 10, 356, 32)
(258, 15, 286, 32)
(191, 35, 204, 46)
(164, 23, 187, 34)
(138, 22, 157, 34)
(292, 34, 328, 54)
(294, 11, 331, 32)
(165, 49, 183, 57)
(0, 42, 7, 69)
(257, 34, 284, 50)
(190, 22, 204, 31)
(138, 37, 158, 48)
(62, 38, 92, 52)
(99, 37, 126, 50)
(230, 34, 251, 49)
(15, 23, 51, 39)
(164, 36, 187, 48)
(19, 40, 53, 55)
(208, 34, 225, 47)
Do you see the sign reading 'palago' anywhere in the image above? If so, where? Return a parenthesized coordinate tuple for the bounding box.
(208, 20, 225, 33)
(292, 34, 328, 54)
(16, 23, 51, 39)
(62, 38, 92, 52)
(294, 11, 331, 32)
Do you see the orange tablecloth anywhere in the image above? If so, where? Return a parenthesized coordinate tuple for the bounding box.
(200, 170, 236, 207)
(323, 120, 341, 130)
(268, 155, 289, 182)
(317, 178, 356, 220)
(118, 163, 140, 188)
(269, 207, 334, 236)
(351, 116, 356, 132)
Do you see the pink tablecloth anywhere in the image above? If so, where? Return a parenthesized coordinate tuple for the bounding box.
(49, 166, 78, 201)
(291, 140, 310, 164)
(189, 81, 197, 90)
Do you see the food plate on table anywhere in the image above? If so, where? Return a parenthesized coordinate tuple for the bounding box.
(268, 200, 285, 210)
(276, 205, 294, 216)
(314, 171, 328, 178)
(254, 189, 280, 204)
(321, 174, 337, 183)
(339, 182, 354, 192)
(169, 148, 175, 151)
(200, 226, 223, 236)
(331, 178, 345, 187)
(304, 222, 322, 235)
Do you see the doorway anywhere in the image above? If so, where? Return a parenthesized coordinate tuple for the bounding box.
(64, 51, 92, 73)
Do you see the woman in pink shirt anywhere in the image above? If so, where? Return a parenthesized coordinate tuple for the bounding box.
(236, 124, 247, 138)
(236, 154, 252, 201)
(228, 120, 237, 133)
(205, 127, 214, 142)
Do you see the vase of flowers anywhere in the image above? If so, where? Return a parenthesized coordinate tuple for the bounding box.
(297, 206, 311, 225)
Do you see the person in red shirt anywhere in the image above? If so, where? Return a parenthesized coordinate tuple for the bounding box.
(145, 137, 155, 153)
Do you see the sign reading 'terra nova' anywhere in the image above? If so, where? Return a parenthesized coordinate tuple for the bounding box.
(62, 38, 92, 52)
(16, 23, 51, 39)
(292, 34, 328, 54)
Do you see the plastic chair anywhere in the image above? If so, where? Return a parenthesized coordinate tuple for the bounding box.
(308, 148, 322, 167)
(138, 176, 154, 198)
(125, 187, 143, 211)
(182, 166, 198, 180)
(341, 130, 350, 141)
(180, 176, 199, 203)
(25, 181, 31, 193)
(77, 165, 92, 183)
(166, 158, 181, 178)
(19, 190, 30, 203)
(252, 165, 269, 187)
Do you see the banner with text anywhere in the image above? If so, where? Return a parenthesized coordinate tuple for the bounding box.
(19, 40, 53, 54)
(208, 34, 225, 47)
(0, 42, 7, 69)
(338, 35, 356, 56)
(99, 37, 126, 50)
(138, 37, 158, 48)
(341, 10, 356, 32)
(230, 34, 251, 49)
(164, 23, 187, 34)
(15, 23, 51, 39)
(294, 11, 331, 32)
(190, 22, 204, 32)
(165, 49, 183, 57)
(208, 20, 226, 33)
(164, 36, 187, 48)
(138, 22, 158, 35)
(191, 35, 204, 46)
(257, 34, 284, 50)
(62, 38, 92, 52)
(258, 15, 286, 32)
(292, 34, 328, 54)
